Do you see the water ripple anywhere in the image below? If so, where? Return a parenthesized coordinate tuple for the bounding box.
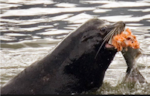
(0, 0, 150, 94)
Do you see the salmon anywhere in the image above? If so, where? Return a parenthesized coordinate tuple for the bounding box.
(121, 47, 147, 83)
(109, 27, 147, 83)
(112, 28, 140, 51)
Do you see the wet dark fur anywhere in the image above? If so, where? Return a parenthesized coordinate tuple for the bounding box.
(1, 19, 118, 95)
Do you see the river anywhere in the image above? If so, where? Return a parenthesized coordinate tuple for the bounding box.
(0, 0, 150, 94)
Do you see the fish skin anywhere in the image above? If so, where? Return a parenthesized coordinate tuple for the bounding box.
(121, 47, 147, 83)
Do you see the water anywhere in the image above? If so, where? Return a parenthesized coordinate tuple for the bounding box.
(0, 0, 150, 94)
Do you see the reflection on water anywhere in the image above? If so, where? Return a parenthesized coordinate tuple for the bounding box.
(0, 0, 150, 94)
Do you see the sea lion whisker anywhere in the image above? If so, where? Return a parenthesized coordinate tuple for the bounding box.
(108, 28, 118, 44)
(109, 31, 115, 43)
(104, 28, 116, 39)
(103, 28, 115, 40)
(104, 33, 112, 41)
(94, 40, 106, 59)
(95, 25, 125, 59)
(95, 28, 116, 59)
(104, 29, 116, 41)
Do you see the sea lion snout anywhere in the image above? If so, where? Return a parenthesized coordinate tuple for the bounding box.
(95, 20, 126, 53)
(114, 21, 126, 28)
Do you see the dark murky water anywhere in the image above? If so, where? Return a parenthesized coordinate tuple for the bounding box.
(0, 0, 150, 94)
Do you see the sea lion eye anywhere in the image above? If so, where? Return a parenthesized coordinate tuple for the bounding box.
(100, 27, 106, 32)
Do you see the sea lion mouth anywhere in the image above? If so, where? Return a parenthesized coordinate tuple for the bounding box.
(105, 21, 126, 49)
(95, 20, 126, 58)
(105, 43, 115, 49)
(107, 21, 126, 44)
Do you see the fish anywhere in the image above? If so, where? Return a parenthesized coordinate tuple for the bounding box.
(112, 28, 140, 51)
(121, 47, 147, 83)
(109, 27, 147, 83)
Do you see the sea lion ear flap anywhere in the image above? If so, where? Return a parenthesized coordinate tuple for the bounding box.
(81, 33, 88, 42)
(81, 32, 91, 42)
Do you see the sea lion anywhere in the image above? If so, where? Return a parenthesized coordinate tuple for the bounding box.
(1, 18, 125, 95)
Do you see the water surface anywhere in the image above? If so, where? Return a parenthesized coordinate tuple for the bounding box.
(0, 0, 150, 94)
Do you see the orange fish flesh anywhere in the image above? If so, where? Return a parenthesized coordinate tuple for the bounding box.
(112, 28, 140, 51)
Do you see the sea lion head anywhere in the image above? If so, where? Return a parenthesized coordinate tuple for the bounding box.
(63, 19, 125, 93)
(77, 19, 126, 58)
